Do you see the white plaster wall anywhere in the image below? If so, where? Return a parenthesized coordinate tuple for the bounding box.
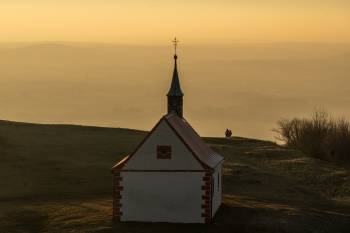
(124, 120, 202, 170)
(212, 163, 222, 217)
(120, 171, 204, 223)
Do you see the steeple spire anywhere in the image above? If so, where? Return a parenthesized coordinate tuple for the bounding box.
(167, 37, 184, 117)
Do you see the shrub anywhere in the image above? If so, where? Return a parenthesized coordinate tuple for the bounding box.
(274, 110, 350, 163)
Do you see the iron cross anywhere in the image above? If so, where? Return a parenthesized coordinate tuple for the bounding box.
(172, 37, 179, 54)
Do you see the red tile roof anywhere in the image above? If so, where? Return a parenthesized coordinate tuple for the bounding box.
(164, 114, 224, 169)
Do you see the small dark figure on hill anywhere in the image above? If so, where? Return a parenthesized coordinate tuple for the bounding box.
(225, 129, 232, 138)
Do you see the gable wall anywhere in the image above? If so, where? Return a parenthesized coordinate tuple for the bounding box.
(123, 120, 203, 170)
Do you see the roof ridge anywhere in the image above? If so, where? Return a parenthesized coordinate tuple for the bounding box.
(164, 115, 224, 169)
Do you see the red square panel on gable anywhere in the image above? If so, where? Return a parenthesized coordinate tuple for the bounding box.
(157, 145, 172, 159)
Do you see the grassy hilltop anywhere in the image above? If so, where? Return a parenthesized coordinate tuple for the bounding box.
(0, 120, 350, 233)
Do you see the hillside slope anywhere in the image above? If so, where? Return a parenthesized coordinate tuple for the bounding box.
(0, 120, 147, 200)
(0, 120, 349, 233)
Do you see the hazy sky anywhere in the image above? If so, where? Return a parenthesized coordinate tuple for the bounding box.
(1, 0, 350, 44)
(1, 1, 350, 139)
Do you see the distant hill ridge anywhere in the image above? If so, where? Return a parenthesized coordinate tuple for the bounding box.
(0, 119, 146, 132)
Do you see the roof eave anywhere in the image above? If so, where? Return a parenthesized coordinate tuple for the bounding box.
(111, 154, 130, 173)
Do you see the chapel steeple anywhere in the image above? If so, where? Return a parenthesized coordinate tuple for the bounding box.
(167, 37, 184, 118)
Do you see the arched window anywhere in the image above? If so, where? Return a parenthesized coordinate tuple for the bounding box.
(218, 173, 220, 191)
(211, 178, 214, 197)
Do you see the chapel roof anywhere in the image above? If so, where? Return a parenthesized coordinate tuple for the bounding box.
(164, 113, 223, 169)
(112, 113, 224, 171)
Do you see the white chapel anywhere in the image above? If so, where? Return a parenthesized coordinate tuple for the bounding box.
(111, 40, 224, 223)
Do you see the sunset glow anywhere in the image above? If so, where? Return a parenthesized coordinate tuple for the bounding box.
(1, 0, 350, 43)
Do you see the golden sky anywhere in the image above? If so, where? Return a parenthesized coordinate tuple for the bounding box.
(1, 0, 350, 44)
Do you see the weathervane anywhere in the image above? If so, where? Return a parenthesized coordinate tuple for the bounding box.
(172, 37, 179, 55)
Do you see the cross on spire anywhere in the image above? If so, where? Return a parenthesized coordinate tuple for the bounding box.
(172, 37, 179, 55)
